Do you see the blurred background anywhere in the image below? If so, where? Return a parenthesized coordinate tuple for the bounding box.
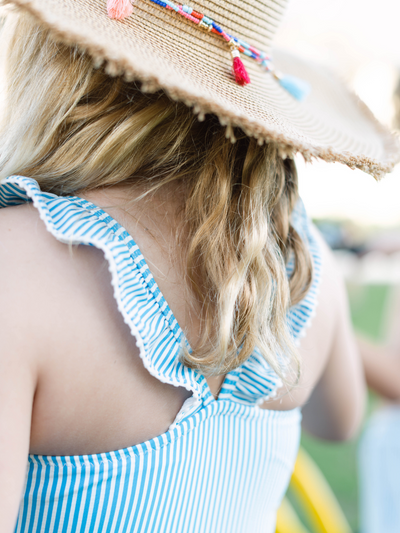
(0, 0, 397, 531)
(275, 0, 400, 530)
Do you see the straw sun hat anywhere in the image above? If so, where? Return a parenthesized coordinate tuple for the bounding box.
(4, 0, 400, 178)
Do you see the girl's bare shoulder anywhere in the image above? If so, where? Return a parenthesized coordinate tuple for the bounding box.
(0, 202, 62, 272)
(0, 203, 52, 312)
(0, 201, 106, 279)
(0, 204, 63, 361)
(0, 202, 108, 354)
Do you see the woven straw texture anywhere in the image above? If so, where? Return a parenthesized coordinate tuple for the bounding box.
(5, 0, 400, 178)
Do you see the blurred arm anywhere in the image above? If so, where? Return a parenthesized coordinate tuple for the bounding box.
(300, 230, 366, 440)
(263, 227, 366, 440)
(357, 336, 400, 401)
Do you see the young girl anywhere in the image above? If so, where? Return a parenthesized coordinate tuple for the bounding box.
(0, 0, 396, 531)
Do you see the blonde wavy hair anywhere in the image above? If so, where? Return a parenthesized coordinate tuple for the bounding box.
(0, 12, 312, 378)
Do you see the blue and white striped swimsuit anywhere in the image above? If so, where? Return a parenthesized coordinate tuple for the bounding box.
(1, 176, 321, 533)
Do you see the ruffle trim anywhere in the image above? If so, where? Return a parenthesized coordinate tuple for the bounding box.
(0, 176, 207, 403)
(286, 199, 322, 343)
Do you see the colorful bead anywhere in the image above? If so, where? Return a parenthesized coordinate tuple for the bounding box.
(237, 39, 250, 50)
(178, 6, 199, 23)
(164, 0, 179, 11)
(199, 19, 210, 30)
(249, 46, 260, 55)
(212, 22, 222, 33)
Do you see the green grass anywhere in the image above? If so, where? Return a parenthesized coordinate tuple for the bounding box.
(347, 283, 391, 342)
(298, 284, 391, 532)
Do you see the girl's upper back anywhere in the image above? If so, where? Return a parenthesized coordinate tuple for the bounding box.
(0, 175, 321, 533)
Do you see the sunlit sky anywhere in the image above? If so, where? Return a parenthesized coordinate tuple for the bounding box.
(275, 0, 400, 227)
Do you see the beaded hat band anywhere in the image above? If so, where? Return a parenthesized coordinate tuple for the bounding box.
(4, 0, 400, 178)
(107, 0, 310, 100)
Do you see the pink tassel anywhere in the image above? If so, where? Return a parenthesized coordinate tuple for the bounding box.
(232, 52, 250, 86)
(107, 0, 133, 20)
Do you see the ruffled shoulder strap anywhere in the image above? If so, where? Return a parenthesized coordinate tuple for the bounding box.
(0, 176, 210, 413)
(287, 199, 322, 341)
(219, 198, 322, 405)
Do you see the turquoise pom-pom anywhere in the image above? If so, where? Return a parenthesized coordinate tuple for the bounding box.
(278, 75, 311, 101)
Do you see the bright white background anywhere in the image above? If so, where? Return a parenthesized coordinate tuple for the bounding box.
(275, 0, 400, 227)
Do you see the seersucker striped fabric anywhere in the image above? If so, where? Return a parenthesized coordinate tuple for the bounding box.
(0, 176, 322, 533)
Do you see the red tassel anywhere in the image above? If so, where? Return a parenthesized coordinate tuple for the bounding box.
(232, 56, 250, 86)
(107, 0, 133, 20)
